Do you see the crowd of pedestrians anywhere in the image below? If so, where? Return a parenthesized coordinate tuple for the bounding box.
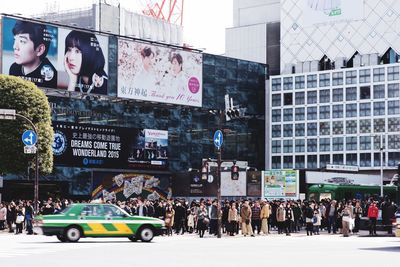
(0, 197, 398, 238)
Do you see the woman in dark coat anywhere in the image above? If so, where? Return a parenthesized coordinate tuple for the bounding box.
(197, 204, 209, 238)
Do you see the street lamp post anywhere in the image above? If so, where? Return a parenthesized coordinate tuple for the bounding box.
(379, 134, 384, 198)
(0, 109, 40, 214)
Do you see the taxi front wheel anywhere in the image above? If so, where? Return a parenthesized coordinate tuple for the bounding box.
(139, 226, 154, 242)
(65, 226, 82, 242)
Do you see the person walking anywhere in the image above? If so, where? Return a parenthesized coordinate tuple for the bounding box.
(164, 204, 175, 236)
(227, 202, 239, 236)
(341, 203, 353, 237)
(240, 200, 254, 237)
(0, 202, 6, 230)
(197, 204, 209, 238)
(305, 203, 314, 236)
(276, 203, 285, 234)
(251, 201, 261, 235)
(260, 200, 271, 235)
(353, 201, 362, 234)
(368, 202, 379, 236)
(284, 203, 294, 236)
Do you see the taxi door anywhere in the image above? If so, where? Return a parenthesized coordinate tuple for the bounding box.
(79, 204, 109, 236)
(103, 204, 134, 236)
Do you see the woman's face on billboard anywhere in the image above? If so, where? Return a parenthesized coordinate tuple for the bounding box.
(171, 58, 182, 75)
(65, 46, 82, 75)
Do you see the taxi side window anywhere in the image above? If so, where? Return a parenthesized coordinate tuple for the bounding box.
(104, 205, 124, 217)
(80, 205, 103, 216)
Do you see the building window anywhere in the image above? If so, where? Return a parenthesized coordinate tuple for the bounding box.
(374, 153, 385, 167)
(283, 108, 293, 121)
(307, 91, 317, 104)
(307, 74, 317, 88)
(346, 103, 357, 117)
(373, 67, 385, 82)
(272, 156, 281, 169)
(283, 156, 293, 169)
(295, 92, 305, 105)
(346, 87, 357, 101)
(346, 120, 357, 134)
(307, 122, 318, 136)
(332, 105, 344, 118)
(295, 139, 305, 152)
(319, 105, 330, 120)
(272, 94, 281, 107)
(332, 121, 343, 135)
(373, 119, 386, 133)
(284, 93, 293, 105)
(359, 103, 371, 117)
(283, 77, 293, 90)
(319, 138, 330, 152)
(388, 83, 400, 98)
(307, 155, 318, 169)
(271, 78, 282, 91)
(319, 73, 330, 87)
(360, 153, 371, 167)
(359, 69, 371, 83)
(346, 70, 357, 84)
(332, 72, 343, 86)
(319, 89, 330, 103)
(388, 135, 400, 150)
(295, 123, 305, 137)
(272, 109, 281, 122)
(388, 100, 400, 115)
(346, 136, 357, 151)
(333, 154, 344, 165)
(387, 66, 399, 81)
(320, 154, 330, 168)
(373, 84, 385, 99)
(307, 139, 317, 152)
(360, 119, 371, 133)
(332, 88, 343, 102)
(272, 125, 281, 138)
(295, 76, 305, 89)
(319, 121, 330, 135)
(388, 152, 400, 167)
(295, 107, 305, 121)
(283, 124, 293, 137)
(307, 107, 318, 120)
(360, 136, 372, 150)
(360, 86, 370, 99)
(373, 134, 386, 149)
(333, 137, 344, 151)
(346, 153, 357, 166)
(388, 117, 400, 132)
(271, 140, 281, 154)
(373, 102, 385, 116)
(295, 155, 305, 169)
(283, 140, 293, 153)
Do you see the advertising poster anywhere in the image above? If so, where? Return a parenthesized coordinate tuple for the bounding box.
(171, 172, 218, 197)
(92, 172, 172, 201)
(221, 171, 247, 197)
(247, 171, 262, 197)
(2, 17, 58, 88)
(118, 39, 202, 107)
(2, 16, 109, 95)
(57, 28, 109, 95)
(263, 170, 299, 200)
(52, 121, 168, 170)
(300, 0, 364, 26)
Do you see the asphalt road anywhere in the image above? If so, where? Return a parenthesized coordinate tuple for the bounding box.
(0, 231, 399, 267)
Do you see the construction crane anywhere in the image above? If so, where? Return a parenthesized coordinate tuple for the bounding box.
(141, 0, 184, 26)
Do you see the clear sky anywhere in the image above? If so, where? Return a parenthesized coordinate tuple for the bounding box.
(0, 0, 233, 55)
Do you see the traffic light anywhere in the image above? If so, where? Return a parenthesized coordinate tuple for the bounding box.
(225, 107, 246, 120)
(201, 162, 209, 181)
(231, 164, 239, 180)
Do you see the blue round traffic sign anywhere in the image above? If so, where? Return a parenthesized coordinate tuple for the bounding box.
(22, 130, 37, 146)
(213, 130, 223, 148)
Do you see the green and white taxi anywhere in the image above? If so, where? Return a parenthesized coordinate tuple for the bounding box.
(33, 203, 165, 242)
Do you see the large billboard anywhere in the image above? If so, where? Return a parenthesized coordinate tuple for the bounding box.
(263, 170, 299, 200)
(2, 17, 109, 95)
(306, 171, 381, 186)
(300, 0, 364, 27)
(221, 171, 247, 197)
(117, 39, 202, 107)
(52, 122, 167, 170)
(91, 171, 172, 201)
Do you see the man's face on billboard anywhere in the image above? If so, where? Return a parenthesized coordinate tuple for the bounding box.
(13, 33, 39, 66)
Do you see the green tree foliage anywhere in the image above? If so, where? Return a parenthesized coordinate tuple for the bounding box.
(0, 75, 53, 174)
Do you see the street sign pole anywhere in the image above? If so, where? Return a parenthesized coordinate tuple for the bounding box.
(213, 119, 224, 238)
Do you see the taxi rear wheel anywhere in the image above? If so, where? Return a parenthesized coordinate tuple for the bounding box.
(65, 226, 82, 242)
(138, 226, 154, 242)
